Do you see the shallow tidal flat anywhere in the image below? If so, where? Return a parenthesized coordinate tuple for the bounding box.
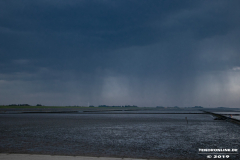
(0, 113, 239, 159)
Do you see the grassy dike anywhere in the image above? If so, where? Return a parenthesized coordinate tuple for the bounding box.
(0, 105, 88, 109)
(0, 105, 146, 114)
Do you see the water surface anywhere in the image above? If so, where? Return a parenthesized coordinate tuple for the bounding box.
(0, 113, 239, 159)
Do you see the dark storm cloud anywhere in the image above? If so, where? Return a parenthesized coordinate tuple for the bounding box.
(1, 0, 240, 107)
(0, 0, 197, 55)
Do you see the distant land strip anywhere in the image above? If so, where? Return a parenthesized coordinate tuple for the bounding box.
(0, 111, 206, 114)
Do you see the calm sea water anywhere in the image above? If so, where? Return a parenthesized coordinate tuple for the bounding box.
(0, 113, 239, 159)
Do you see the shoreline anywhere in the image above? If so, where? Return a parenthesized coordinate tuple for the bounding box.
(0, 154, 180, 160)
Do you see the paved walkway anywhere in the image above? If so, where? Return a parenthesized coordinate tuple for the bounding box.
(0, 154, 172, 160)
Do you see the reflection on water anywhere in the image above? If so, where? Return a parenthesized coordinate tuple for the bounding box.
(0, 113, 239, 159)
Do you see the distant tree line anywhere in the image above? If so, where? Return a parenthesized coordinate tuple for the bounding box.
(9, 104, 30, 106)
(8, 104, 43, 106)
(193, 106, 203, 108)
(97, 105, 138, 108)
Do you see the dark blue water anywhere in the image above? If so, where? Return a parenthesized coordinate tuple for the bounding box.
(0, 113, 239, 159)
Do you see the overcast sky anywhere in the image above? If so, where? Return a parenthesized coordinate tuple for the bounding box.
(1, 0, 240, 107)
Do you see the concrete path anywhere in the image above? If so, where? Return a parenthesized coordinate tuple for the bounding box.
(0, 154, 172, 160)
